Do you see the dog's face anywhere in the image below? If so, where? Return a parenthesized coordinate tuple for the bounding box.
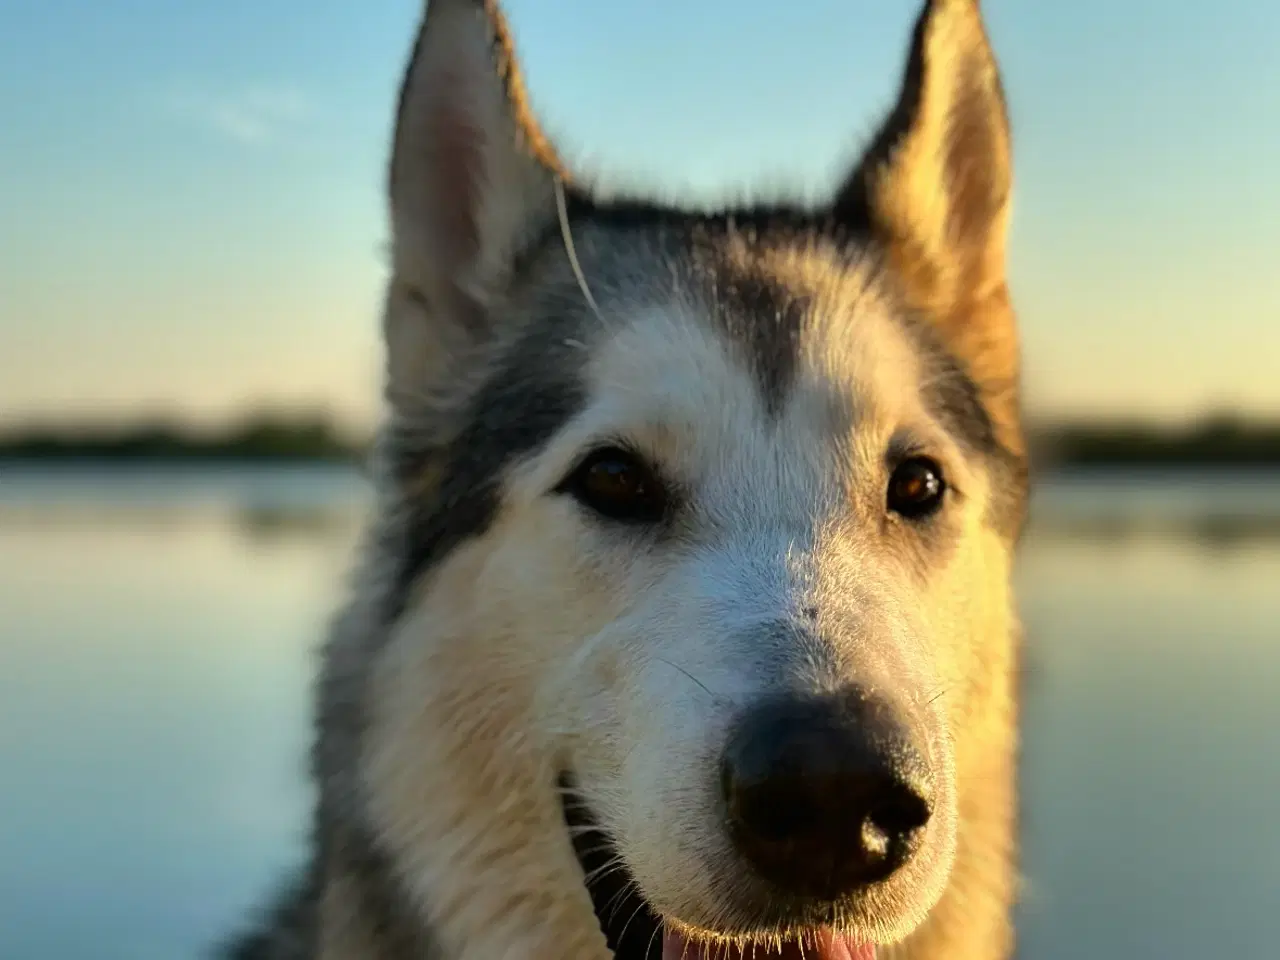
(356, 2, 1026, 959)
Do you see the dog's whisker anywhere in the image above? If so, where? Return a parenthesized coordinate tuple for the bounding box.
(554, 175, 608, 332)
(578, 844, 622, 870)
(563, 823, 608, 837)
(614, 892, 652, 952)
(926, 682, 955, 705)
(645, 919, 666, 960)
(601, 877, 639, 925)
(651, 655, 722, 700)
(581, 856, 628, 887)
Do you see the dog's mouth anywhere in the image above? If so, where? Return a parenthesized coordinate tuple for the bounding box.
(561, 782, 876, 960)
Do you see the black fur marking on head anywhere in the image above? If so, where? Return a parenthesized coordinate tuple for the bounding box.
(561, 190, 872, 418)
(704, 254, 814, 417)
(381, 333, 589, 627)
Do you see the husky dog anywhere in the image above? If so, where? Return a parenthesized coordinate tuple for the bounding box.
(225, 0, 1028, 957)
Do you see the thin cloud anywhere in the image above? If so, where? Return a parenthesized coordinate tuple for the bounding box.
(162, 84, 315, 145)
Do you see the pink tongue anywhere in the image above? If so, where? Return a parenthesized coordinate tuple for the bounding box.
(661, 928, 875, 960)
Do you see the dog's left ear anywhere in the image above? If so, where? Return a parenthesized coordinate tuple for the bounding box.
(383, 0, 566, 421)
(834, 0, 1021, 452)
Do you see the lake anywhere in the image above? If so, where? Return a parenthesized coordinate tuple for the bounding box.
(1, 465, 1277, 959)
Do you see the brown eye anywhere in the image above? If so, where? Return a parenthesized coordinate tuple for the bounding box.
(887, 456, 947, 520)
(562, 447, 668, 524)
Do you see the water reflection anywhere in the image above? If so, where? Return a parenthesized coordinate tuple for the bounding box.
(233, 504, 360, 546)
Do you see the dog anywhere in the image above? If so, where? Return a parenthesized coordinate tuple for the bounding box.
(223, 0, 1028, 957)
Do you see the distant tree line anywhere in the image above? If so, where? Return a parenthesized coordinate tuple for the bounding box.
(1031, 414, 1280, 469)
(1, 410, 1279, 468)
(0, 412, 363, 463)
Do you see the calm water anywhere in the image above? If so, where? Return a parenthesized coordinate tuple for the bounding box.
(1, 465, 1277, 959)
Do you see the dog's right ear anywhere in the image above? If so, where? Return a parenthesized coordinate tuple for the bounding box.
(384, 0, 565, 416)
(831, 0, 1022, 455)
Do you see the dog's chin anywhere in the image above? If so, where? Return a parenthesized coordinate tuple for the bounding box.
(561, 783, 882, 960)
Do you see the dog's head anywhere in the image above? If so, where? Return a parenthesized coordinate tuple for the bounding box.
(358, 1, 1026, 958)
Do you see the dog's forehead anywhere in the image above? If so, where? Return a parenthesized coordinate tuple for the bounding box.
(476, 214, 1004, 520)
(572, 226, 929, 457)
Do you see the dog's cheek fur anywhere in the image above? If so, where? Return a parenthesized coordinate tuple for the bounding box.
(358, 503, 624, 960)
(886, 516, 1018, 960)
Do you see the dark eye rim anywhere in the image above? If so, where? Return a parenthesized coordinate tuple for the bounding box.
(886, 454, 949, 520)
(555, 443, 671, 525)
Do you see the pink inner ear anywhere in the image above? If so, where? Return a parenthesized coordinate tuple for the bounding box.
(426, 79, 483, 279)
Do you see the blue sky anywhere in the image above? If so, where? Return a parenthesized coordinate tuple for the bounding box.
(2, 0, 1277, 429)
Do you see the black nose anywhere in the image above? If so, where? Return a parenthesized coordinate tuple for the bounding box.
(720, 689, 934, 901)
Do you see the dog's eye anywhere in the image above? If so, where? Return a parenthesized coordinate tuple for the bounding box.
(886, 457, 947, 519)
(561, 447, 668, 524)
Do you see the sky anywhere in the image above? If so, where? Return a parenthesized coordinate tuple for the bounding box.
(2, 0, 1278, 431)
